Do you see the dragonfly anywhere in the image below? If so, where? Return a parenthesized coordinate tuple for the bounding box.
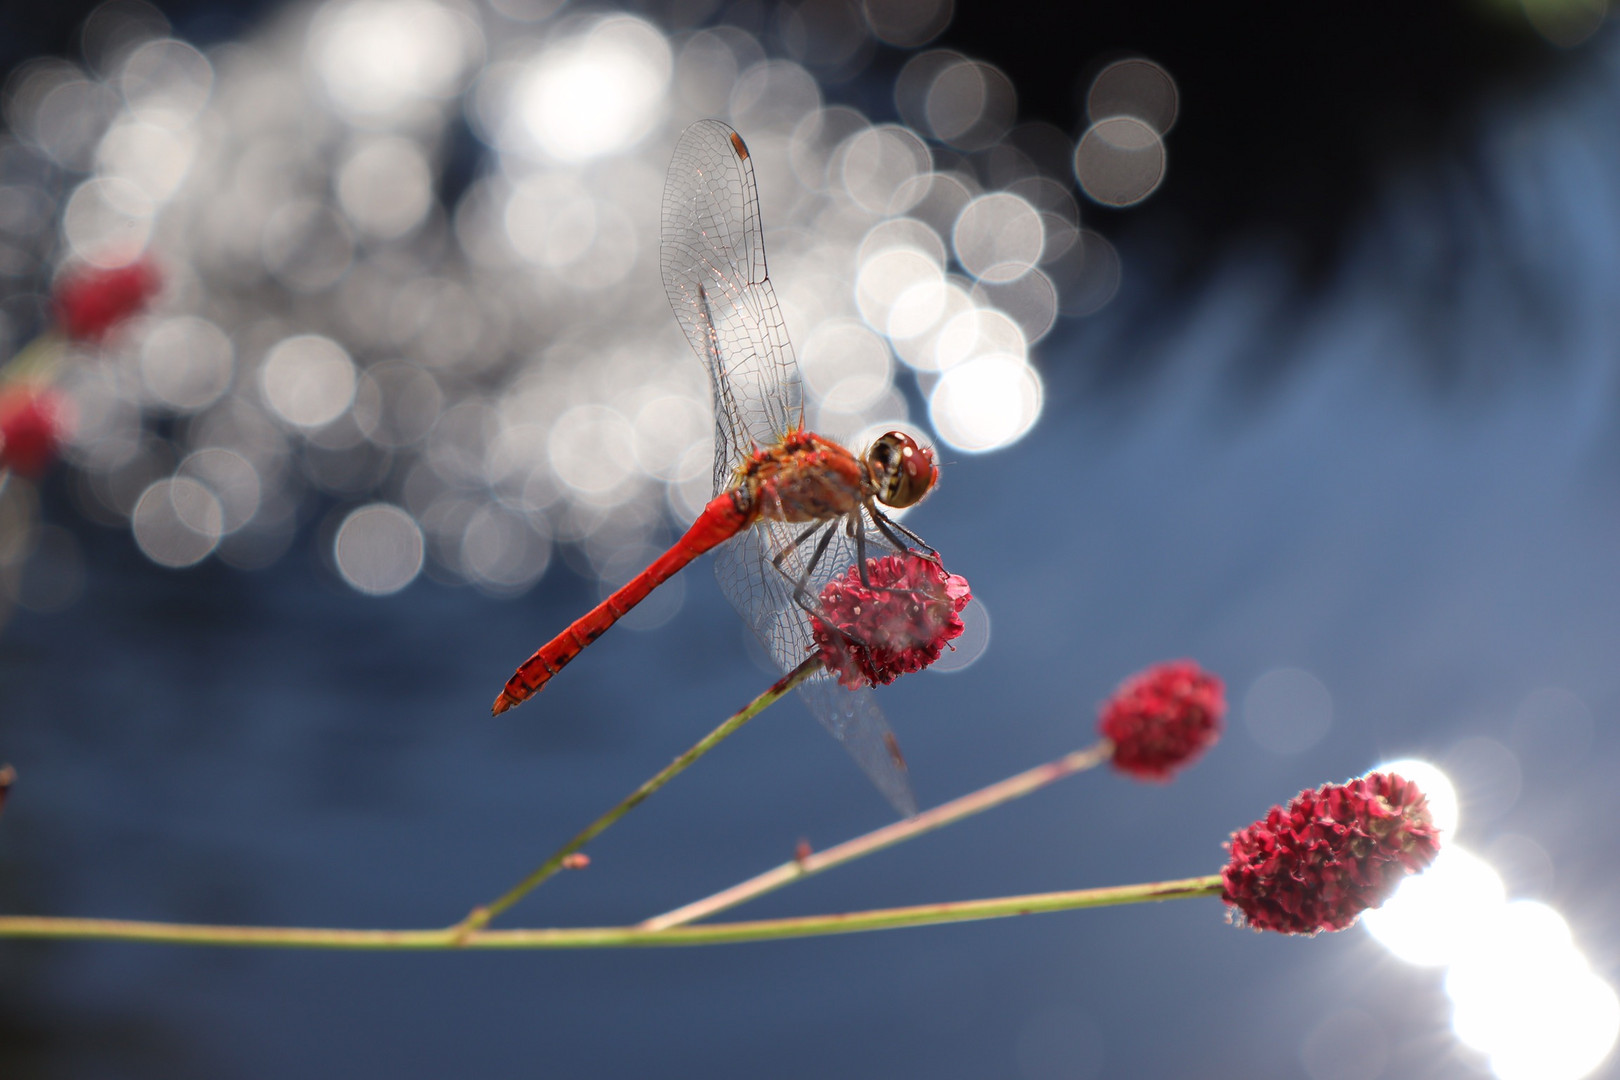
(492, 119, 943, 816)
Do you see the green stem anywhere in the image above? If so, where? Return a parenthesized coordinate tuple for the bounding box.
(641, 740, 1115, 931)
(0, 875, 1225, 949)
(451, 655, 823, 937)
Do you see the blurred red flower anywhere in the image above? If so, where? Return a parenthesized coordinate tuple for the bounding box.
(52, 259, 161, 342)
(0, 385, 71, 478)
(811, 551, 971, 689)
(1222, 771, 1441, 934)
(1098, 660, 1225, 781)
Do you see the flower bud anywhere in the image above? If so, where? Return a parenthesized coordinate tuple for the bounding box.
(1098, 660, 1225, 781)
(811, 551, 971, 689)
(1222, 771, 1441, 934)
(53, 259, 161, 342)
(0, 385, 71, 478)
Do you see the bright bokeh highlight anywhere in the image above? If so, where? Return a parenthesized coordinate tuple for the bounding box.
(1360, 759, 1618, 1079)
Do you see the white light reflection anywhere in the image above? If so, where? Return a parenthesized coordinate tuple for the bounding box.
(927, 352, 1041, 453)
(334, 503, 424, 595)
(840, 125, 929, 215)
(1362, 845, 1506, 967)
(23, 0, 1079, 594)
(337, 136, 431, 239)
(119, 38, 214, 122)
(1360, 759, 1619, 1080)
(311, 0, 483, 123)
(62, 177, 153, 265)
(131, 476, 223, 567)
(460, 503, 550, 595)
(549, 403, 639, 497)
(1449, 903, 1620, 1080)
(1074, 117, 1166, 208)
(260, 334, 358, 429)
(139, 315, 234, 413)
(515, 16, 671, 162)
(1374, 756, 1459, 835)
(953, 192, 1044, 283)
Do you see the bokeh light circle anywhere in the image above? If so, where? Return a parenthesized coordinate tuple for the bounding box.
(953, 192, 1044, 283)
(260, 334, 358, 429)
(927, 352, 1041, 453)
(334, 502, 425, 595)
(131, 476, 224, 567)
(1073, 117, 1166, 207)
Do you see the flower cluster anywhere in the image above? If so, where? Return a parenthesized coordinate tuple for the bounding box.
(52, 259, 161, 343)
(811, 552, 971, 689)
(1098, 660, 1224, 781)
(1222, 771, 1441, 934)
(0, 386, 70, 478)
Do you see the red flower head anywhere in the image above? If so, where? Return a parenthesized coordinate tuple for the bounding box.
(1098, 660, 1225, 781)
(810, 551, 971, 689)
(0, 385, 71, 478)
(1222, 771, 1441, 935)
(52, 259, 161, 342)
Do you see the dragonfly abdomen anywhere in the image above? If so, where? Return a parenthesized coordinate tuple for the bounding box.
(491, 491, 751, 715)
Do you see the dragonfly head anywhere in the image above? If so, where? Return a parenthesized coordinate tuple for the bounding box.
(866, 431, 938, 509)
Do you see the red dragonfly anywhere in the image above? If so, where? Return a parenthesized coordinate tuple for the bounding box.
(492, 120, 942, 815)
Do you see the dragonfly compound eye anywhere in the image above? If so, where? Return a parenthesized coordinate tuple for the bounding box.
(866, 431, 938, 509)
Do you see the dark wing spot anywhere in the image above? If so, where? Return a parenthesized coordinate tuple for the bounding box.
(729, 131, 750, 160)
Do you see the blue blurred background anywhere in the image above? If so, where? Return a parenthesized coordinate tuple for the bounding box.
(4, 0, 1620, 1077)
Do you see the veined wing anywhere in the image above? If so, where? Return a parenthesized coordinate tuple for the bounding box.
(660, 119, 803, 495)
(716, 510, 919, 817)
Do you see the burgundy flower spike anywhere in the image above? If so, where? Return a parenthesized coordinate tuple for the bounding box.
(1222, 771, 1441, 935)
(52, 259, 161, 342)
(0, 385, 70, 478)
(1098, 660, 1225, 781)
(811, 551, 971, 689)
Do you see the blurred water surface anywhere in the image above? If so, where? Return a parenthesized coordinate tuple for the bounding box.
(7, 15, 1620, 1080)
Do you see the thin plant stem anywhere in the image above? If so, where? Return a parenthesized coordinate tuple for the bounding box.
(451, 655, 823, 937)
(641, 740, 1116, 931)
(0, 875, 1225, 949)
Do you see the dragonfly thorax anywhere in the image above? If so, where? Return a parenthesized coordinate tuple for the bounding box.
(865, 431, 938, 510)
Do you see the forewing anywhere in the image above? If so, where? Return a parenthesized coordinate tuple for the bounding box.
(660, 119, 803, 494)
(716, 510, 921, 817)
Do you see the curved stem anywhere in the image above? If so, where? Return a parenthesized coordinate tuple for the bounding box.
(641, 740, 1115, 931)
(451, 655, 823, 937)
(0, 875, 1225, 949)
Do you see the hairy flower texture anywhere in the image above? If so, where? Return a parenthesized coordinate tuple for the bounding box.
(1098, 660, 1225, 781)
(811, 551, 971, 689)
(53, 259, 161, 342)
(0, 386, 70, 478)
(1222, 772, 1441, 935)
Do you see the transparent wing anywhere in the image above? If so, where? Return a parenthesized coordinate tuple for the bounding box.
(716, 509, 920, 817)
(663, 120, 916, 817)
(660, 119, 803, 493)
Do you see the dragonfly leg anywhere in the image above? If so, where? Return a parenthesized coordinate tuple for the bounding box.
(773, 523, 838, 614)
(851, 512, 933, 601)
(869, 506, 937, 558)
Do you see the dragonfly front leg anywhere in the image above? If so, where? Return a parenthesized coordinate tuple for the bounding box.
(869, 506, 937, 558)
